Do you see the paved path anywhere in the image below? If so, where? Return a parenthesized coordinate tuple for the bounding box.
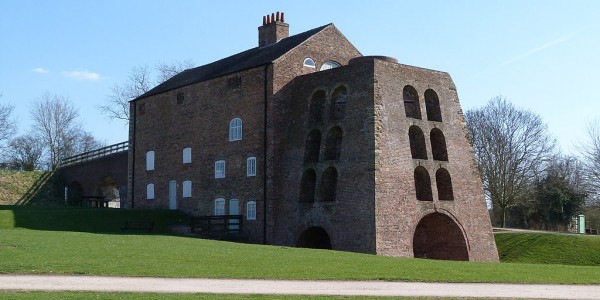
(1, 275, 600, 299)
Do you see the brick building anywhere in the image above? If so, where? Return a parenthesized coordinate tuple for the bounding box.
(128, 12, 499, 262)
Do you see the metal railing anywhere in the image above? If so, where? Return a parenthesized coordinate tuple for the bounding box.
(60, 141, 129, 167)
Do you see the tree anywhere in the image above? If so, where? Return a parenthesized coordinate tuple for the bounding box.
(99, 60, 194, 122)
(30, 93, 80, 170)
(0, 94, 17, 147)
(465, 96, 556, 227)
(7, 134, 44, 171)
(579, 118, 600, 204)
(529, 156, 587, 231)
(68, 130, 104, 156)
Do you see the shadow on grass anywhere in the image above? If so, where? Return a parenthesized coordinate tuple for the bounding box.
(0, 205, 191, 235)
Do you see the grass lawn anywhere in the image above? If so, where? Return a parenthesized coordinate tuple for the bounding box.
(0, 206, 599, 285)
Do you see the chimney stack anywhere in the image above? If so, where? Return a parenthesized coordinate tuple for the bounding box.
(258, 11, 289, 47)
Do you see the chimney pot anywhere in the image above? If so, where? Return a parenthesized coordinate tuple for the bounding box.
(276, 12, 280, 22)
(281, 12, 285, 22)
(262, 16, 266, 26)
(258, 12, 289, 47)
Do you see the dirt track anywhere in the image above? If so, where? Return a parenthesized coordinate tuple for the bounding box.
(1, 275, 600, 299)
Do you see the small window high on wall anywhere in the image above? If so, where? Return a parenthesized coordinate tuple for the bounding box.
(146, 151, 155, 171)
(309, 90, 326, 123)
(320, 60, 341, 71)
(320, 167, 338, 202)
(430, 128, 448, 161)
(324, 126, 343, 161)
(183, 148, 192, 164)
(303, 58, 316, 68)
(299, 169, 317, 203)
(329, 86, 348, 120)
(436, 168, 454, 200)
(304, 129, 321, 163)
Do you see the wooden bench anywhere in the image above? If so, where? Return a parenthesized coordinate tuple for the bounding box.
(121, 221, 154, 232)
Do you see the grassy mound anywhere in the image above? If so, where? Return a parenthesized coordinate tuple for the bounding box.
(495, 232, 600, 266)
(0, 171, 62, 205)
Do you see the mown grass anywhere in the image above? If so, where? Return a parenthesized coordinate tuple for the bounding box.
(495, 232, 600, 266)
(0, 171, 62, 205)
(0, 292, 430, 300)
(0, 206, 599, 285)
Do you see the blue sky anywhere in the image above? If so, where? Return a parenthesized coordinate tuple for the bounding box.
(1, 0, 599, 154)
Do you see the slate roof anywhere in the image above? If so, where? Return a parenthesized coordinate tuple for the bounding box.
(135, 24, 331, 101)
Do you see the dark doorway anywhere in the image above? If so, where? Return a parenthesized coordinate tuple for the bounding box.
(66, 181, 83, 206)
(413, 213, 469, 261)
(296, 226, 332, 249)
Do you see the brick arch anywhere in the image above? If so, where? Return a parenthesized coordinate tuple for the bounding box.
(414, 166, 432, 201)
(299, 168, 317, 203)
(436, 168, 454, 200)
(403, 85, 421, 119)
(412, 212, 469, 261)
(66, 181, 83, 205)
(409, 126, 427, 160)
(324, 126, 343, 161)
(425, 89, 442, 122)
(430, 128, 448, 161)
(296, 226, 332, 249)
(329, 85, 348, 120)
(96, 175, 120, 204)
(308, 90, 326, 123)
(304, 129, 321, 163)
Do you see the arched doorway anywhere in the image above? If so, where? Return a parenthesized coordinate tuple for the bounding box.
(66, 181, 83, 206)
(413, 213, 469, 261)
(296, 227, 332, 249)
(96, 176, 120, 208)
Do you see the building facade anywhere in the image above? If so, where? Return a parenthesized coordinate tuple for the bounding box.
(128, 13, 499, 262)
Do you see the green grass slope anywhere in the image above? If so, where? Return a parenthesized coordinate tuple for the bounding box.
(0, 206, 599, 284)
(495, 232, 600, 266)
(0, 171, 62, 205)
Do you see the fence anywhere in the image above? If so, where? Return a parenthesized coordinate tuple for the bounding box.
(60, 141, 128, 167)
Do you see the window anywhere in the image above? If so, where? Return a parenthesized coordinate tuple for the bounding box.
(215, 160, 225, 178)
(320, 60, 341, 71)
(247, 157, 257, 176)
(214, 198, 225, 216)
(436, 168, 454, 200)
(304, 129, 321, 163)
(182, 180, 192, 198)
(146, 183, 155, 200)
(324, 126, 343, 160)
(183, 148, 192, 164)
(425, 89, 442, 122)
(403, 85, 422, 119)
(303, 58, 316, 68)
(329, 86, 348, 120)
(299, 169, 317, 203)
(146, 151, 155, 171)
(414, 166, 433, 201)
(229, 118, 242, 141)
(309, 90, 326, 123)
(430, 128, 448, 161)
(409, 126, 427, 160)
(247, 201, 257, 220)
(320, 167, 338, 202)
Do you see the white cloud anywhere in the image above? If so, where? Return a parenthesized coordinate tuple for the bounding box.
(33, 67, 49, 74)
(64, 70, 102, 81)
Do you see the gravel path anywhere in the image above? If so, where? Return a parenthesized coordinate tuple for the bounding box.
(1, 275, 599, 299)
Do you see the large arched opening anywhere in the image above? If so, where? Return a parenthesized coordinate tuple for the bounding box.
(96, 176, 120, 208)
(296, 226, 332, 249)
(66, 181, 83, 206)
(413, 213, 469, 261)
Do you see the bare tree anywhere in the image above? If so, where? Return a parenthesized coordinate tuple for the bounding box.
(7, 134, 44, 171)
(0, 94, 17, 146)
(99, 60, 194, 122)
(579, 118, 600, 204)
(465, 96, 556, 227)
(68, 130, 105, 155)
(30, 93, 80, 170)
